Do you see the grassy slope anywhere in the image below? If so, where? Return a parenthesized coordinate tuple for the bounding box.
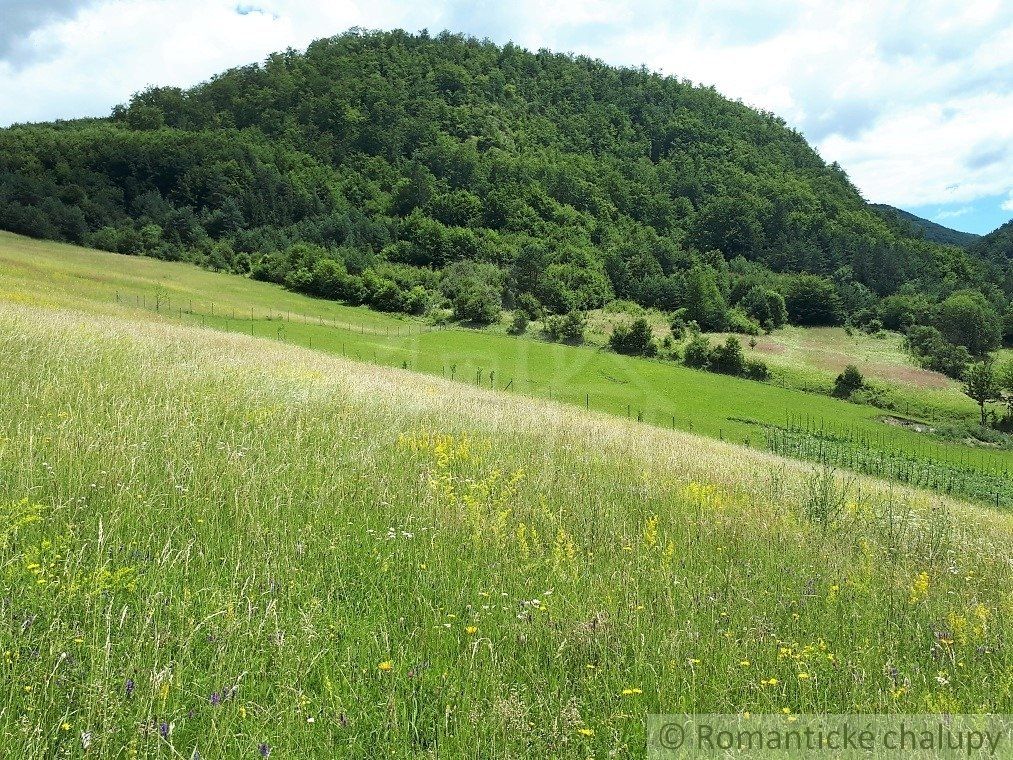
(1, 297, 1011, 757)
(3, 233, 1011, 483)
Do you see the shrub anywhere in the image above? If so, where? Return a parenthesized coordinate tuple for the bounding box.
(832, 364, 865, 399)
(905, 325, 971, 379)
(453, 285, 501, 324)
(708, 336, 746, 375)
(743, 359, 770, 381)
(515, 292, 544, 321)
(542, 311, 586, 344)
(609, 316, 657, 356)
(727, 307, 761, 336)
(682, 334, 711, 368)
(509, 311, 529, 335)
(669, 310, 688, 341)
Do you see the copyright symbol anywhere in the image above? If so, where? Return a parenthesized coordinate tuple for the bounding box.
(657, 722, 685, 750)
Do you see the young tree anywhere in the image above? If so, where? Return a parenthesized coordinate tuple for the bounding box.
(963, 361, 1000, 427)
(997, 359, 1013, 419)
(682, 265, 729, 332)
(832, 365, 865, 399)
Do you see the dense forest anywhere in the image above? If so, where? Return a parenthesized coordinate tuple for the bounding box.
(1, 29, 1010, 354)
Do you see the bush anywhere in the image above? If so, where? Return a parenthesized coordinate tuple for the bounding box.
(508, 311, 529, 335)
(515, 292, 544, 321)
(708, 336, 746, 375)
(727, 308, 761, 336)
(682, 334, 711, 368)
(832, 364, 865, 399)
(743, 359, 770, 381)
(739, 285, 787, 328)
(609, 316, 657, 356)
(905, 325, 971, 379)
(542, 311, 586, 344)
(453, 285, 501, 324)
(669, 310, 689, 341)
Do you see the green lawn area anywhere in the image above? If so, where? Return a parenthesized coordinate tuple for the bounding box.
(2, 232, 1010, 499)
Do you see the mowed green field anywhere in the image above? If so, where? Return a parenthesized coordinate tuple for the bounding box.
(1, 297, 1011, 757)
(1, 232, 1011, 498)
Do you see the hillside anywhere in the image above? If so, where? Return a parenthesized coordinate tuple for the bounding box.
(2, 284, 1012, 755)
(4, 232, 1012, 510)
(971, 219, 1013, 293)
(0, 28, 1006, 338)
(870, 204, 980, 248)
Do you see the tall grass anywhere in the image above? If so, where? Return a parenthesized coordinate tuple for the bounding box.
(0, 304, 1011, 758)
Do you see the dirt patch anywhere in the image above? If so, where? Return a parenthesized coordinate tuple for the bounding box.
(880, 415, 935, 434)
(751, 340, 787, 355)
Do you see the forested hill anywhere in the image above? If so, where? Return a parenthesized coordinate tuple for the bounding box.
(870, 204, 980, 248)
(0, 29, 1009, 335)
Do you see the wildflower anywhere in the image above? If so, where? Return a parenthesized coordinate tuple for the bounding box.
(687, 658, 701, 666)
(258, 743, 270, 757)
(621, 688, 643, 695)
(465, 626, 478, 635)
(159, 722, 170, 739)
(378, 660, 393, 672)
(61, 722, 72, 731)
(739, 660, 750, 668)
(909, 572, 930, 604)
(306, 716, 315, 724)
(797, 672, 810, 680)
(578, 728, 594, 737)
(125, 678, 135, 697)
(210, 692, 222, 706)
(761, 678, 779, 686)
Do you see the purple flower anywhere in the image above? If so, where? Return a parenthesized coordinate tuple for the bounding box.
(159, 721, 169, 739)
(125, 678, 135, 697)
(210, 692, 221, 706)
(258, 743, 271, 757)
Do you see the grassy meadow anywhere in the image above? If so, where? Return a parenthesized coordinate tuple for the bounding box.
(2, 233, 1011, 511)
(1, 299, 1012, 758)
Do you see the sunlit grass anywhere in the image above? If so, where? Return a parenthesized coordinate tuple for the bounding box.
(0, 302, 1010, 757)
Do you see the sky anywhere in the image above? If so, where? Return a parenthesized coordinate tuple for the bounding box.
(1, 0, 1011, 235)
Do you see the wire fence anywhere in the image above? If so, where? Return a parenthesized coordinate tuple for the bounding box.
(119, 290, 1012, 511)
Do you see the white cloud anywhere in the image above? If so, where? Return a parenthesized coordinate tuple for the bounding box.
(934, 207, 971, 221)
(1002, 192, 1013, 212)
(0, 0, 1011, 219)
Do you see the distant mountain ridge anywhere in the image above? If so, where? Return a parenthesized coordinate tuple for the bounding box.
(870, 204, 980, 248)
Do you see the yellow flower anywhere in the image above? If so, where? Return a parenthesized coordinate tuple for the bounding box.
(61, 722, 72, 731)
(621, 688, 643, 696)
(378, 661, 393, 671)
(465, 626, 478, 635)
(739, 660, 750, 668)
(762, 678, 779, 686)
(909, 571, 930, 604)
(687, 658, 701, 666)
(578, 728, 594, 737)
